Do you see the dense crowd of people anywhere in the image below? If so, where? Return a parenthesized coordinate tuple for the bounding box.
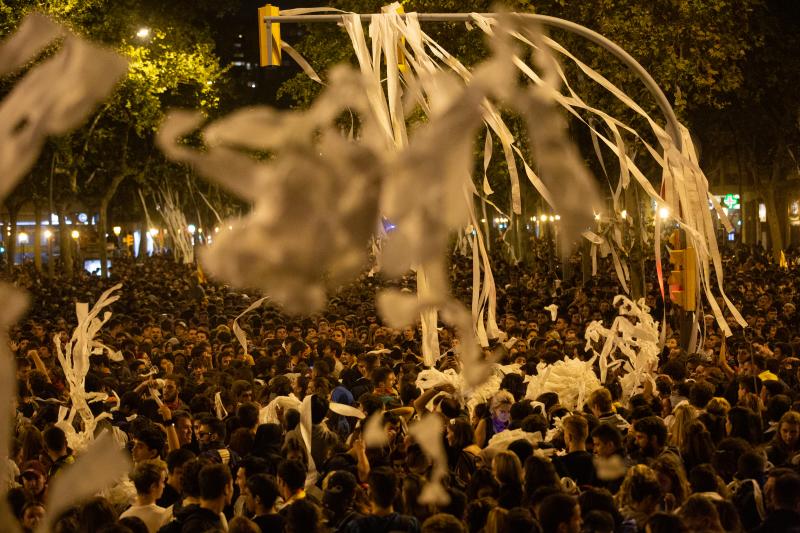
(4, 243, 800, 533)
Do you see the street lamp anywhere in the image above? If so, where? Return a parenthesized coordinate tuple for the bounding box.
(18, 232, 28, 261)
(149, 228, 159, 237)
(112, 226, 121, 236)
(136, 27, 150, 39)
(71, 230, 79, 240)
(658, 206, 670, 220)
(43, 230, 52, 240)
(187, 224, 196, 235)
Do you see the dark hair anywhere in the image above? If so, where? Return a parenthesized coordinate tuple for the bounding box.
(538, 493, 577, 532)
(448, 418, 475, 450)
(237, 402, 260, 429)
(421, 513, 466, 533)
(43, 426, 67, 453)
(78, 497, 117, 533)
(247, 473, 281, 510)
(465, 497, 496, 533)
(285, 498, 322, 533)
(689, 381, 715, 409)
(774, 473, 800, 510)
(322, 470, 358, 513)
(135, 426, 167, 459)
(181, 458, 207, 498)
(727, 406, 762, 443)
(165, 448, 195, 474)
(737, 450, 766, 480)
(277, 460, 307, 492)
(591, 423, 622, 450)
(367, 466, 398, 508)
(198, 463, 232, 500)
(200, 416, 227, 442)
(688, 464, 719, 493)
(646, 512, 687, 533)
(239, 456, 269, 478)
(130, 460, 164, 495)
(633, 416, 668, 446)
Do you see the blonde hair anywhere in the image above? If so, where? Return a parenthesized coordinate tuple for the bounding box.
(669, 403, 697, 449)
(706, 397, 731, 416)
(490, 390, 514, 411)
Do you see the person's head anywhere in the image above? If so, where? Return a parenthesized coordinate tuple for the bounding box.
(773, 473, 800, 511)
(162, 375, 182, 403)
(591, 423, 622, 459)
(132, 426, 166, 463)
(367, 466, 398, 509)
(522, 453, 560, 494)
(537, 493, 582, 533)
(632, 416, 668, 457)
(490, 390, 514, 422)
(322, 470, 358, 514)
(236, 456, 269, 494)
(285, 498, 323, 533)
(130, 459, 167, 499)
(43, 426, 67, 455)
(645, 512, 687, 533)
(164, 448, 195, 490)
(777, 410, 800, 449)
(198, 463, 234, 505)
(20, 460, 47, 498)
(447, 418, 475, 450)
(173, 411, 193, 446)
(677, 495, 723, 532)
(277, 459, 306, 498)
(562, 414, 588, 451)
(245, 473, 280, 515)
(21, 501, 45, 531)
(78, 497, 117, 533)
(587, 388, 613, 417)
(618, 465, 662, 512)
(198, 416, 226, 450)
(422, 513, 466, 533)
(650, 454, 690, 506)
(492, 451, 522, 486)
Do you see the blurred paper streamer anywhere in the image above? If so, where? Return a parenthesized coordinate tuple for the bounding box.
(38, 431, 132, 533)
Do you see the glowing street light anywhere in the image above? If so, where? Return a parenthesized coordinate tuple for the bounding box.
(149, 228, 159, 237)
(620, 210, 628, 220)
(112, 226, 122, 236)
(658, 206, 670, 220)
(71, 230, 80, 240)
(43, 230, 53, 239)
(548, 215, 555, 222)
(594, 213, 601, 221)
(554, 215, 561, 221)
(136, 27, 150, 39)
(187, 224, 196, 235)
(18, 232, 29, 244)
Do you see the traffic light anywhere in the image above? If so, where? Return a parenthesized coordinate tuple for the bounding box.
(258, 4, 281, 67)
(668, 247, 696, 311)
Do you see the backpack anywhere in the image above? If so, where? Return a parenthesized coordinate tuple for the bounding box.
(729, 478, 766, 531)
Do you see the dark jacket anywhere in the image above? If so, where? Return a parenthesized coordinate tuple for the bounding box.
(751, 509, 800, 533)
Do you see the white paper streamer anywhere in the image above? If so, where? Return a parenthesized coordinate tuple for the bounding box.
(54, 284, 122, 453)
(38, 431, 132, 533)
(409, 414, 450, 505)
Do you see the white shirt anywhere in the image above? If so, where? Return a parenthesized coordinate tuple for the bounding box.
(120, 503, 172, 533)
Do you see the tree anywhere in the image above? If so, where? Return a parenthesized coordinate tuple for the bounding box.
(1, 0, 235, 276)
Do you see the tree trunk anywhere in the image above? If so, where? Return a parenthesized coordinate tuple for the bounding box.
(625, 184, 645, 300)
(764, 186, 785, 261)
(98, 174, 127, 278)
(5, 205, 18, 273)
(57, 205, 73, 277)
(137, 219, 148, 259)
(33, 203, 42, 273)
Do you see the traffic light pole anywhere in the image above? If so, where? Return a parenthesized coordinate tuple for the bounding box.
(262, 9, 697, 349)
